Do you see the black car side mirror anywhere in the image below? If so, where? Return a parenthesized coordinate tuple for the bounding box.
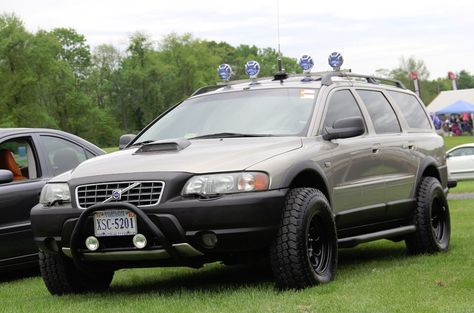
(119, 134, 136, 150)
(0, 169, 13, 184)
(323, 116, 365, 140)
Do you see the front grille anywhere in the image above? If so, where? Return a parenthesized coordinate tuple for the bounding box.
(76, 181, 165, 209)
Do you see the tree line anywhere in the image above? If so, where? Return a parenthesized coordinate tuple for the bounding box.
(1, 14, 474, 147)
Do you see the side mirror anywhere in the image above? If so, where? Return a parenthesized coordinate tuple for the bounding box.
(0, 169, 13, 184)
(323, 116, 365, 140)
(446, 153, 452, 159)
(119, 134, 136, 150)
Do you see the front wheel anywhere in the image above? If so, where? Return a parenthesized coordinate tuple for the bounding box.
(405, 176, 451, 254)
(270, 188, 338, 289)
(39, 250, 114, 295)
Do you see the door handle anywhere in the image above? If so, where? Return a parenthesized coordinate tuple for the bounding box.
(372, 144, 381, 154)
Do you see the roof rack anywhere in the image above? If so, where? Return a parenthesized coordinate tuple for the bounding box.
(190, 76, 276, 96)
(320, 72, 406, 89)
(190, 85, 226, 96)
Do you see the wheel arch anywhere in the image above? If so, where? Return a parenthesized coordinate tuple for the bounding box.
(414, 156, 445, 196)
(281, 161, 332, 206)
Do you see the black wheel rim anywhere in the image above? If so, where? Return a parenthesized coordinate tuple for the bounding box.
(431, 196, 448, 243)
(307, 214, 331, 275)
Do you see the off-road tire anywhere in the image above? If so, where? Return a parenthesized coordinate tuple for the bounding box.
(39, 250, 114, 295)
(270, 188, 337, 289)
(405, 176, 451, 254)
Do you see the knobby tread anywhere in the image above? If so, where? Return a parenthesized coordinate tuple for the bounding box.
(39, 251, 114, 295)
(405, 176, 450, 254)
(39, 250, 74, 295)
(270, 188, 337, 289)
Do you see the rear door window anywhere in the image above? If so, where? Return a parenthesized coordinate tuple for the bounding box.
(357, 90, 401, 134)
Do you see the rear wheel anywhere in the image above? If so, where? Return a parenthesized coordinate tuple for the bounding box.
(39, 250, 114, 295)
(270, 188, 337, 289)
(405, 176, 451, 254)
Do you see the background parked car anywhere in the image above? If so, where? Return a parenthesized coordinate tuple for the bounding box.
(446, 143, 474, 181)
(0, 128, 104, 272)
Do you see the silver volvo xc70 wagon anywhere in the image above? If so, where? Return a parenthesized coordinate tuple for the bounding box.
(31, 53, 451, 294)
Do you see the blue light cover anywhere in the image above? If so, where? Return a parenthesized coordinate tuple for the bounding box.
(328, 52, 343, 70)
(217, 64, 233, 81)
(245, 60, 260, 79)
(299, 55, 314, 73)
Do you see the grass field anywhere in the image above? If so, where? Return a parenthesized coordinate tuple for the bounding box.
(1, 199, 473, 313)
(443, 135, 474, 151)
(451, 180, 474, 194)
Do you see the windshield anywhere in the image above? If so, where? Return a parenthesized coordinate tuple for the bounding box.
(135, 88, 318, 142)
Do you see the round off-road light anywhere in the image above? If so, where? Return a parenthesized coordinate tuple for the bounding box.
(201, 232, 218, 248)
(133, 233, 147, 249)
(85, 236, 99, 251)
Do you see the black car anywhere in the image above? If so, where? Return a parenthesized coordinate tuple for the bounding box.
(0, 128, 104, 272)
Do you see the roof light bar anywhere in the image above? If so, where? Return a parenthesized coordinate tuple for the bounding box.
(217, 64, 233, 82)
(328, 52, 343, 71)
(245, 60, 260, 79)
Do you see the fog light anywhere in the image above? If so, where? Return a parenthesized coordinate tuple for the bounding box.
(201, 232, 218, 248)
(133, 233, 147, 249)
(85, 236, 99, 251)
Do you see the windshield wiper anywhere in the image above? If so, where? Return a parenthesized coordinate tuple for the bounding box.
(189, 132, 274, 140)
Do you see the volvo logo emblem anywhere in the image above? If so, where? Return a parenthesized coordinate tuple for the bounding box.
(111, 189, 122, 200)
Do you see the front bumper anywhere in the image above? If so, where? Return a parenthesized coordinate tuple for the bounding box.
(30, 189, 287, 268)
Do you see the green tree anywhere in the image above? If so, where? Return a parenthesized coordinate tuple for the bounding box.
(456, 70, 474, 89)
(89, 44, 122, 108)
(52, 28, 91, 80)
(0, 14, 60, 127)
(118, 32, 164, 131)
(388, 56, 433, 103)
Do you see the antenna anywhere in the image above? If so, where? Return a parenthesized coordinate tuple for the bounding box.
(277, 0, 281, 58)
(274, 0, 288, 81)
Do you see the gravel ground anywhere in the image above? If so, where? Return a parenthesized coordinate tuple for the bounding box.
(448, 193, 474, 200)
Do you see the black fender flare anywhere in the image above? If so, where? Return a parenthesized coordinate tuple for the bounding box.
(413, 156, 444, 197)
(279, 160, 332, 205)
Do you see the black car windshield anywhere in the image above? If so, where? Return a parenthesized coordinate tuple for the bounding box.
(135, 88, 318, 142)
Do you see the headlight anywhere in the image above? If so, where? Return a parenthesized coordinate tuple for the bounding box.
(183, 172, 269, 196)
(39, 183, 71, 206)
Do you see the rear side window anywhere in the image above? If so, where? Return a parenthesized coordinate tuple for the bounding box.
(323, 90, 364, 129)
(388, 91, 432, 129)
(357, 90, 401, 134)
(40, 136, 88, 176)
(449, 147, 474, 157)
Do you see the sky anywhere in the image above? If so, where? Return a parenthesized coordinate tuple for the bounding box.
(1, 0, 473, 79)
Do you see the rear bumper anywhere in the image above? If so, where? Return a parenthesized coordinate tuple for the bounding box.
(31, 189, 287, 267)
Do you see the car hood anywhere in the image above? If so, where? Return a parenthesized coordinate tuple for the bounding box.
(68, 137, 302, 179)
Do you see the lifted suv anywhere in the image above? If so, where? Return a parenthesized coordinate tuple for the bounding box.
(31, 57, 450, 294)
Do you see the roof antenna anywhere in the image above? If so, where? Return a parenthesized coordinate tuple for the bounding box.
(274, 0, 288, 81)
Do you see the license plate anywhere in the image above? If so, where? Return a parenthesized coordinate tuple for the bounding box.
(94, 210, 137, 237)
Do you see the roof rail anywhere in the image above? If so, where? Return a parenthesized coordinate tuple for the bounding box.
(320, 72, 406, 89)
(190, 85, 226, 96)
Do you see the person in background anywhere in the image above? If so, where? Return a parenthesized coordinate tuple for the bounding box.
(442, 116, 451, 136)
(451, 117, 462, 136)
(430, 113, 443, 135)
